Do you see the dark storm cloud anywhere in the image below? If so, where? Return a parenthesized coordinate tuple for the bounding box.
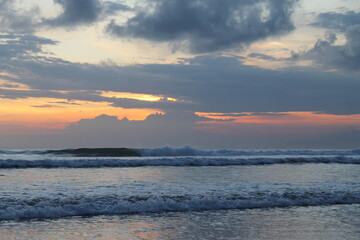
(0, 0, 40, 31)
(312, 11, 360, 31)
(292, 26, 360, 70)
(106, 0, 299, 53)
(44, 0, 131, 28)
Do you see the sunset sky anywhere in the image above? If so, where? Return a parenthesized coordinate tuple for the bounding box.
(1, 0, 360, 149)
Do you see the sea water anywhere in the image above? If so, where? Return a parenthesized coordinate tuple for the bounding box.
(0, 147, 359, 239)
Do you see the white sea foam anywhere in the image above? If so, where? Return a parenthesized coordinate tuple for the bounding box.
(1, 188, 359, 221)
(141, 146, 360, 156)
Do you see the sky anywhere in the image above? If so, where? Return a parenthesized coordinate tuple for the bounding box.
(1, 0, 360, 149)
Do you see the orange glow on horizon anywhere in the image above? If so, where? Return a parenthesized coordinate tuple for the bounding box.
(0, 72, 19, 79)
(0, 97, 160, 135)
(196, 111, 360, 127)
(100, 91, 179, 102)
(2, 92, 360, 136)
(0, 79, 32, 91)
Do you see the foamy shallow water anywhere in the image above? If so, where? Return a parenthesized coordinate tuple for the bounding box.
(1, 205, 359, 240)
(1, 148, 359, 239)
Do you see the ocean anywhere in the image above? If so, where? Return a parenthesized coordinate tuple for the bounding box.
(0, 147, 359, 239)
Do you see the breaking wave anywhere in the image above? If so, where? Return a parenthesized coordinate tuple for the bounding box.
(0, 148, 140, 157)
(1, 188, 359, 221)
(0, 156, 359, 169)
(1, 146, 359, 168)
(141, 146, 360, 156)
(1, 146, 360, 157)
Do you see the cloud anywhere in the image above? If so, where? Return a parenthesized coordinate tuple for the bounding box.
(2, 53, 360, 115)
(0, 33, 58, 59)
(103, 1, 132, 15)
(44, 0, 131, 28)
(293, 10, 360, 70)
(57, 112, 360, 149)
(248, 53, 278, 60)
(106, 0, 299, 53)
(0, 0, 131, 31)
(31, 104, 64, 108)
(0, 32, 358, 116)
(55, 112, 211, 148)
(45, 0, 102, 27)
(0, 0, 40, 31)
(312, 11, 360, 31)
(292, 26, 360, 70)
(4, 112, 360, 149)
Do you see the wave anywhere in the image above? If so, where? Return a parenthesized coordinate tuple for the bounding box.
(1, 146, 360, 157)
(0, 156, 359, 169)
(141, 146, 360, 156)
(0, 148, 141, 157)
(1, 188, 359, 221)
